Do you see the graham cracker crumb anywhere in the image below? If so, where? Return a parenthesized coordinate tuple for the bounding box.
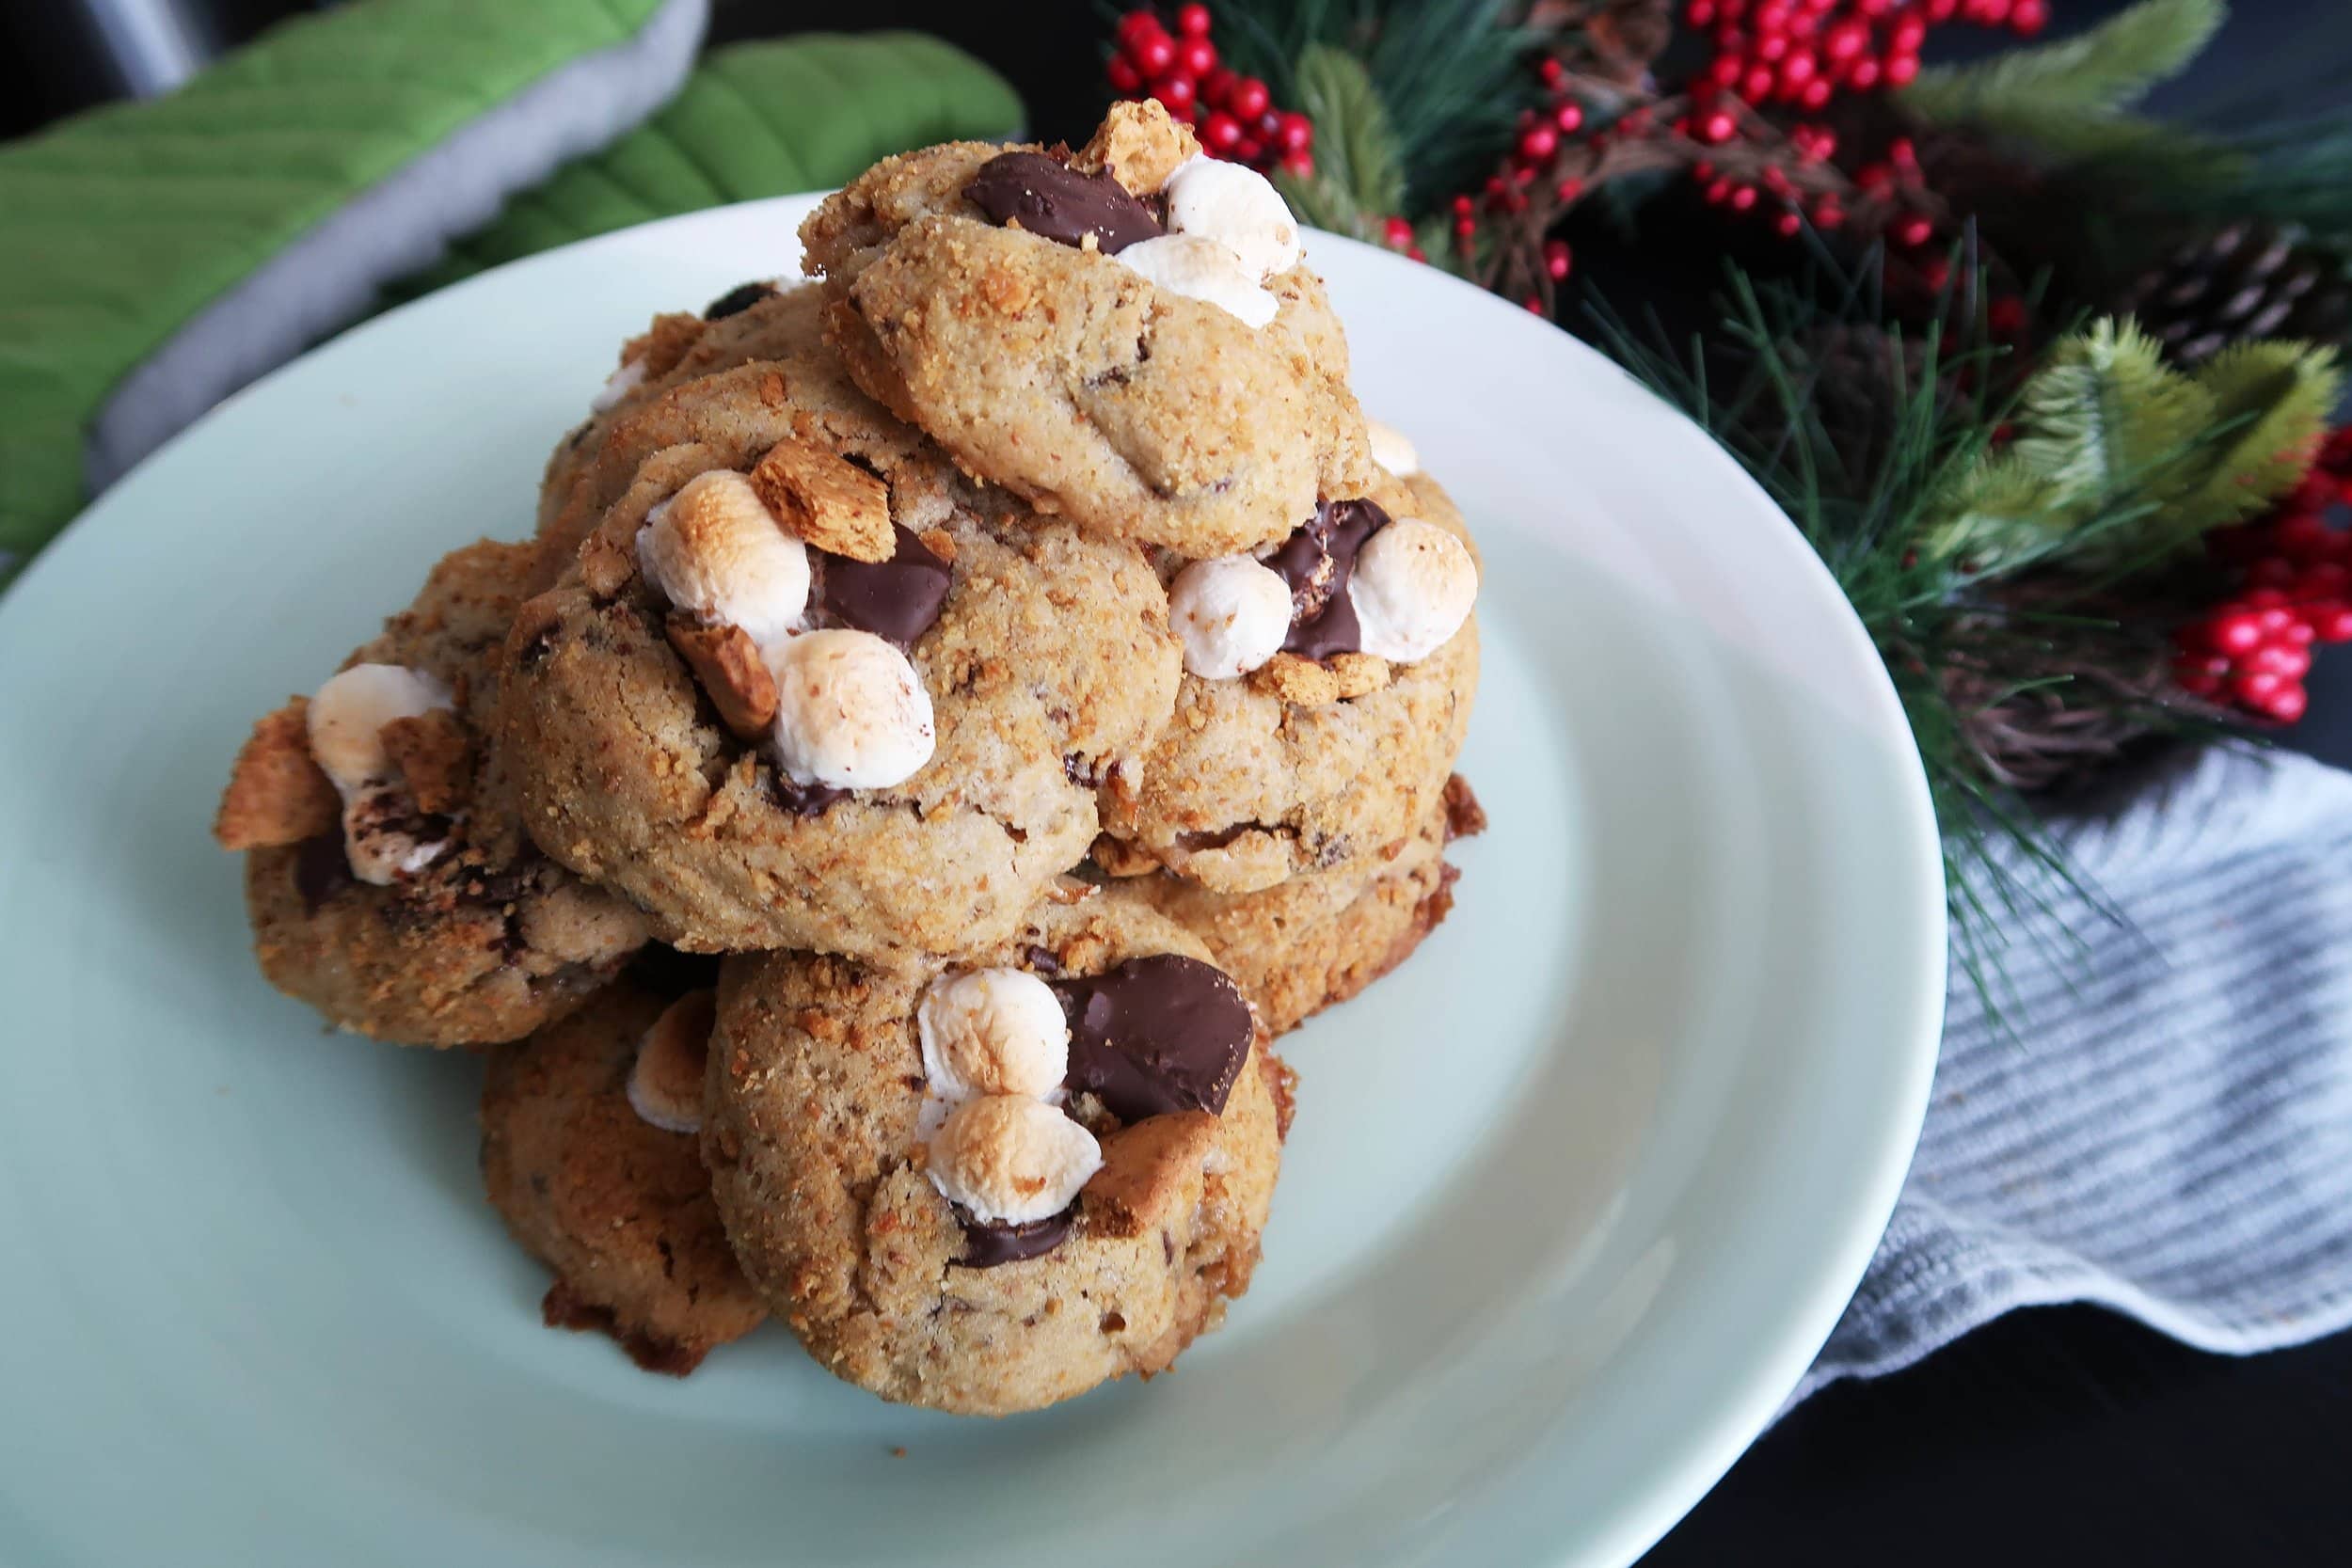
(1074, 100, 1201, 196)
(622, 312, 707, 382)
(749, 437, 895, 562)
(666, 615, 779, 738)
(1326, 651, 1393, 699)
(214, 698, 339, 850)
(918, 527, 957, 564)
(1083, 1112, 1216, 1238)
(380, 709, 472, 816)
(1442, 773, 1487, 840)
(1249, 653, 1340, 705)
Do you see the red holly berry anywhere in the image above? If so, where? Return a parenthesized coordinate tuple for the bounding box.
(2233, 669, 2285, 705)
(1824, 19, 1870, 60)
(1988, 296, 2027, 336)
(2206, 611, 2265, 657)
(1728, 183, 1759, 212)
(1545, 238, 1573, 280)
(1743, 65, 1778, 101)
(2309, 602, 2352, 642)
(1280, 148, 1314, 178)
(1518, 124, 1561, 163)
(1883, 51, 1920, 87)
(1894, 213, 1934, 247)
(1689, 0, 1719, 24)
(2010, 0, 2049, 34)
(2265, 683, 2310, 723)
(1201, 110, 1243, 153)
(1177, 36, 1217, 78)
(1892, 14, 1928, 50)
(1130, 30, 1178, 77)
(1699, 109, 1738, 144)
(1117, 10, 1163, 45)
(2252, 641, 2313, 681)
(1812, 199, 1846, 229)
(1555, 101, 1586, 134)
(1228, 76, 1271, 121)
(2277, 511, 2339, 560)
(1107, 55, 1142, 94)
(1152, 73, 1197, 115)
(1234, 136, 1263, 164)
(1557, 176, 1586, 203)
(1773, 209, 1804, 237)
(1384, 215, 1415, 248)
(1275, 112, 1314, 155)
(1800, 77, 1835, 109)
(1847, 55, 1883, 89)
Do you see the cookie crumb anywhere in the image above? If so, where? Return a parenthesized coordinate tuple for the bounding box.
(1073, 100, 1201, 196)
(621, 312, 707, 382)
(1442, 773, 1487, 840)
(1248, 653, 1340, 705)
(890, 1447, 908, 1459)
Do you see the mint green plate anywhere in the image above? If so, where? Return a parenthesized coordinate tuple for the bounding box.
(0, 198, 1942, 1567)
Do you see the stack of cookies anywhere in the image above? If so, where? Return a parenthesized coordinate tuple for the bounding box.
(212, 101, 1483, 1417)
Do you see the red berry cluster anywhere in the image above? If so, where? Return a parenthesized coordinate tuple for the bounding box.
(1680, 0, 2040, 245)
(1106, 6, 1314, 177)
(2173, 434, 2352, 724)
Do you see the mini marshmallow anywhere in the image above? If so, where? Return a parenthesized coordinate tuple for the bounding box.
(628, 990, 716, 1134)
(307, 664, 454, 791)
(919, 969, 1071, 1103)
(1367, 418, 1422, 477)
(767, 628, 936, 790)
(1117, 234, 1279, 328)
(1161, 155, 1304, 279)
(1347, 517, 1479, 664)
(1168, 555, 1293, 679)
(928, 1095, 1104, 1226)
(307, 665, 459, 885)
(591, 357, 647, 414)
(638, 470, 810, 648)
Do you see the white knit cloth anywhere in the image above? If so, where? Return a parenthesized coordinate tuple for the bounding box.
(1797, 743, 2352, 1402)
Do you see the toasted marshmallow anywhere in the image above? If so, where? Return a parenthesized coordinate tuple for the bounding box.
(919, 969, 1071, 1103)
(1347, 517, 1478, 664)
(928, 1095, 1103, 1226)
(307, 664, 454, 791)
(1117, 234, 1279, 328)
(591, 357, 647, 414)
(637, 471, 810, 648)
(1367, 419, 1422, 477)
(1169, 555, 1293, 679)
(628, 990, 716, 1134)
(1162, 155, 1303, 278)
(767, 628, 935, 790)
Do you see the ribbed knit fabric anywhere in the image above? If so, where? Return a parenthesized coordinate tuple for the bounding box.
(1795, 743, 2352, 1404)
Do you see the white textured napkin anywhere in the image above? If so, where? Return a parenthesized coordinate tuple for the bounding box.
(1796, 743, 2352, 1403)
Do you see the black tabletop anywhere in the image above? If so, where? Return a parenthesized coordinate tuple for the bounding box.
(8, 2, 2350, 1560)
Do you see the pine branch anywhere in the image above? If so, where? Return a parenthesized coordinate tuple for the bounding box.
(2184, 340, 2342, 527)
(1279, 42, 1407, 230)
(1904, 0, 2226, 147)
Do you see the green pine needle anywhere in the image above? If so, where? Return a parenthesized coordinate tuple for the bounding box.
(1905, 0, 2226, 152)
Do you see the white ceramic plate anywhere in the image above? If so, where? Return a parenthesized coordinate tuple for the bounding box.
(0, 198, 1942, 1567)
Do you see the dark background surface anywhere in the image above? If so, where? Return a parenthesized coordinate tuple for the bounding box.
(8, 2, 2352, 1561)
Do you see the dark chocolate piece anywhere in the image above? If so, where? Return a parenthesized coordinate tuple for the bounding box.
(818, 524, 952, 646)
(1055, 955, 1252, 1122)
(956, 1209, 1074, 1267)
(966, 150, 1164, 255)
(293, 832, 354, 913)
(771, 774, 846, 817)
(704, 281, 778, 321)
(1266, 499, 1388, 660)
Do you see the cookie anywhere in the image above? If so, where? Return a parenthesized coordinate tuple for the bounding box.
(480, 967, 768, 1375)
(1100, 464, 1481, 893)
(800, 100, 1374, 558)
(500, 372, 1183, 958)
(533, 284, 930, 589)
(1110, 777, 1484, 1037)
(216, 539, 649, 1046)
(702, 891, 1292, 1416)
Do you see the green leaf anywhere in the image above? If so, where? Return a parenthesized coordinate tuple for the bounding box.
(1905, 0, 2225, 149)
(2182, 339, 2343, 527)
(1290, 42, 1407, 222)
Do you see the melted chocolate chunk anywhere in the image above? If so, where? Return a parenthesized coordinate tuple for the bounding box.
(818, 524, 952, 645)
(771, 774, 847, 817)
(1267, 499, 1388, 660)
(966, 151, 1164, 255)
(1054, 955, 1251, 1122)
(956, 1209, 1074, 1267)
(294, 832, 355, 913)
(704, 280, 778, 320)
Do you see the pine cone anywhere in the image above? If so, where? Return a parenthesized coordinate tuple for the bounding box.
(2117, 222, 2352, 367)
